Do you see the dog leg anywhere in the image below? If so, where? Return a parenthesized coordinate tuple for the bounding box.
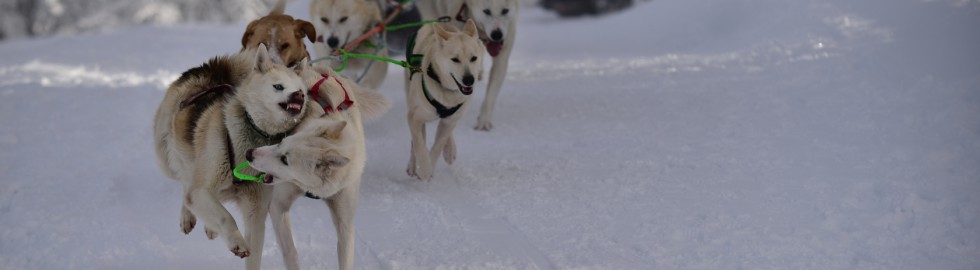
(407, 115, 432, 180)
(271, 184, 305, 270)
(429, 119, 458, 167)
(184, 187, 250, 258)
(180, 204, 196, 234)
(326, 186, 360, 270)
(443, 133, 456, 165)
(241, 185, 272, 270)
(476, 45, 513, 131)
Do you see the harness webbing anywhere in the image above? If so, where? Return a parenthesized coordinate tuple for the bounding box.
(406, 32, 464, 118)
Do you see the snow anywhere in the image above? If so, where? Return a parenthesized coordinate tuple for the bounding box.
(2, 0, 980, 269)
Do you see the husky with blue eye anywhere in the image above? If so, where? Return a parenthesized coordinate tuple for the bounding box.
(152, 44, 313, 270)
(417, 0, 519, 131)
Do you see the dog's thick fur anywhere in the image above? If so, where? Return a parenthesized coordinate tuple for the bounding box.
(242, 0, 316, 67)
(310, 0, 389, 89)
(153, 45, 315, 270)
(247, 64, 390, 270)
(416, 0, 518, 130)
(404, 21, 485, 180)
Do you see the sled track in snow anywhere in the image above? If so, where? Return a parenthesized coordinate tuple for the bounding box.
(401, 178, 558, 270)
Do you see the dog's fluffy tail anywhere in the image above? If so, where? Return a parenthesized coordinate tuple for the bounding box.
(269, 0, 287, 15)
(351, 84, 391, 122)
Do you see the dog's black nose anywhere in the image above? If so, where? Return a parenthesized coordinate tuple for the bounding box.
(290, 90, 305, 100)
(490, 30, 503, 41)
(327, 36, 340, 49)
(245, 149, 255, 162)
(462, 74, 475, 86)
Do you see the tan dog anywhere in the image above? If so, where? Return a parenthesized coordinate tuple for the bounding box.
(242, 0, 316, 67)
(417, 0, 519, 130)
(154, 45, 315, 270)
(404, 20, 485, 180)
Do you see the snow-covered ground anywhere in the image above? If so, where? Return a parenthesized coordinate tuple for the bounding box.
(2, 0, 979, 269)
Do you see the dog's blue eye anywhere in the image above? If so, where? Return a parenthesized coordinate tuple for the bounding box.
(280, 154, 288, 166)
(273, 84, 284, 91)
(451, 57, 460, 63)
(470, 56, 477, 62)
(339, 16, 348, 23)
(502, 9, 509, 15)
(483, 9, 491, 16)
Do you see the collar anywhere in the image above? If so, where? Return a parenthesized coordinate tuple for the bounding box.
(244, 112, 288, 142)
(421, 64, 463, 118)
(455, 3, 469, 23)
(310, 73, 354, 114)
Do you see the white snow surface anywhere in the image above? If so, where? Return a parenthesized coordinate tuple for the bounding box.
(2, 0, 980, 269)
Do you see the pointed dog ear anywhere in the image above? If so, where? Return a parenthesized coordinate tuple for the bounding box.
(434, 23, 453, 41)
(463, 19, 478, 38)
(317, 120, 347, 139)
(316, 153, 350, 179)
(255, 43, 273, 73)
(294, 19, 316, 43)
(242, 20, 259, 48)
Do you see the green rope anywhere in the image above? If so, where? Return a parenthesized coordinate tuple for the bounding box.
(233, 162, 265, 183)
(334, 49, 420, 73)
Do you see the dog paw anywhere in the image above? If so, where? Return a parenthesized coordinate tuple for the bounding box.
(180, 214, 196, 235)
(205, 227, 218, 240)
(474, 119, 493, 131)
(443, 139, 456, 165)
(230, 245, 250, 258)
(228, 236, 250, 258)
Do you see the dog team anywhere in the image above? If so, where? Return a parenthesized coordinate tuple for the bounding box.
(152, 0, 520, 269)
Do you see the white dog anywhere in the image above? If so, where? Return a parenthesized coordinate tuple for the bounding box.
(153, 45, 313, 269)
(403, 20, 485, 180)
(416, 0, 518, 130)
(310, 0, 389, 89)
(247, 64, 390, 270)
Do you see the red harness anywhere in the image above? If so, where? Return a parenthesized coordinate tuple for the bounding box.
(309, 73, 353, 114)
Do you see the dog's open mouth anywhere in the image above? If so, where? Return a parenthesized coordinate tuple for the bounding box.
(279, 96, 304, 116)
(262, 174, 275, 184)
(451, 74, 473, 95)
(485, 40, 504, 57)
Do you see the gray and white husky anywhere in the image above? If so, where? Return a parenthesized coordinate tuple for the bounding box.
(153, 44, 314, 269)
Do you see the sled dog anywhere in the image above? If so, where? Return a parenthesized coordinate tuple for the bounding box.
(242, 0, 317, 68)
(310, 0, 389, 89)
(246, 64, 390, 270)
(153, 45, 314, 269)
(403, 20, 484, 180)
(416, 0, 518, 130)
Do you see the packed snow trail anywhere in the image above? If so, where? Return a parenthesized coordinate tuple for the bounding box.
(1, 0, 979, 269)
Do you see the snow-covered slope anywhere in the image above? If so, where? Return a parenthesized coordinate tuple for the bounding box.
(1, 0, 979, 269)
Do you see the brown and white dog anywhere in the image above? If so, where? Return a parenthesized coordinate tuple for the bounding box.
(242, 0, 316, 68)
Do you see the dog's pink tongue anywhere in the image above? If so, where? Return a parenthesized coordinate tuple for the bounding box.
(485, 40, 503, 57)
